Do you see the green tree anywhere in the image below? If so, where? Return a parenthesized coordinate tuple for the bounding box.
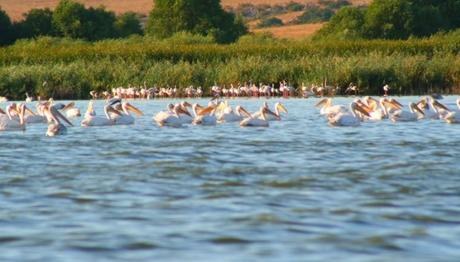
(83, 6, 116, 40)
(146, 0, 247, 43)
(364, 0, 415, 39)
(52, 0, 87, 38)
(0, 7, 14, 45)
(315, 7, 365, 40)
(115, 12, 143, 37)
(17, 8, 55, 38)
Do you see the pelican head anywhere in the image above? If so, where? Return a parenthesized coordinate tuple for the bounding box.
(350, 102, 371, 118)
(315, 98, 331, 108)
(409, 102, 425, 116)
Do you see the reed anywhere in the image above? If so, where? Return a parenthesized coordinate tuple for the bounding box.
(1, 34, 459, 99)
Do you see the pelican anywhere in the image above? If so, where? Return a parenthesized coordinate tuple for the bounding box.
(417, 96, 450, 120)
(390, 102, 425, 122)
(175, 101, 193, 124)
(109, 99, 144, 125)
(81, 101, 120, 127)
(444, 98, 460, 124)
(252, 102, 288, 121)
(62, 102, 81, 118)
(328, 102, 370, 127)
(217, 105, 251, 123)
(25, 92, 34, 103)
(0, 103, 28, 131)
(316, 98, 347, 116)
(240, 108, 269, 127)
(45, 104, 74, 136)
(154, 104, 184, 127)
(192, 104, 217, 126)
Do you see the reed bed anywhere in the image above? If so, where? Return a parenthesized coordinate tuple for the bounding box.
(1, 35, 460, 99)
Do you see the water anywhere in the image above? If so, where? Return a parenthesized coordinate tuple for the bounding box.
(1, 97, 460, 261)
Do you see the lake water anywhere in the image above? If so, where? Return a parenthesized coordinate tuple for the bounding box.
(1, 97, 460, 261)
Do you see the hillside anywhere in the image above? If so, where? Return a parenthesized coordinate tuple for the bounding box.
(1, 0, 371, 20)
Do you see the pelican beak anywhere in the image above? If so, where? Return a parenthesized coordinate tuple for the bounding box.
(277, 103, 288, 113)
(25, 106, 36, 116)
(63, 102, 75, 111)
(433, 100, 450, 112)
(390, 99, 403, 109)
(198, 106, 215, 116)
(107, 106, 122, 116)
(413, 104, 425, 116)
(183, 101, 192, 108)
(55, 109, 74, 126)
(0, 108, 5, 114)
(178, 107, 192, 117)
(127, 103, 144, 116)
(315, 98, 327, 108)
(355, 103, 371, 117)
(238, 106, 252, 118)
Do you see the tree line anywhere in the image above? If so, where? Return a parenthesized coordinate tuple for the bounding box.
(0, 0, 247, 46)
(316, 0, 460, 40)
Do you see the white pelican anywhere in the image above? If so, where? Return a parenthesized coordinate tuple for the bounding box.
(25, 92, 34, 103)
(390, 102, 425, 122)
(328, 102, 370, 127)
(240, 108, 269, 127)
(81, 101, 120, 127)
(0, 103, 28, 131)
(217, 105, 251, 123)
(175, 101, 193, 124)
(110, 99, 144, 125)
(252, 102, 288, 121)
(316, 98, 347, 116)
(45, 104, 74, 136)
(62, 102, 81, 118)
(417, 97, 450, 120)
(444, 99, 460, 124)
(192, 104, 217, 126)
(154, 104, 184, 127)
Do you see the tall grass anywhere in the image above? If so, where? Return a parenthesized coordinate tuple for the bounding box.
(1, 34, 460, 99)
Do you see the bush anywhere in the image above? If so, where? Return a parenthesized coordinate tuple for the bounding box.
(257, 17, 284, 28)
(292, 5, 334, 24)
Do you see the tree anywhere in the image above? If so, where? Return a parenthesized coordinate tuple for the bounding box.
(146, 0, 247, 43)
(314, 7, 365, 40)
(52, 0, 87, 38)
(364, 0, 415, 39)
(115, 12, 143, 37)
(0, 7, 14, 45)
(17, 8, 55, 38)
(83, 6, 116, 40)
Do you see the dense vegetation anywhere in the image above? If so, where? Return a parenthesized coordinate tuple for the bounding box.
(316, 0, 460, 40)
(1, 0, 460, 99)
(1, 32, 460, 99)
(146, 0, 246, 43)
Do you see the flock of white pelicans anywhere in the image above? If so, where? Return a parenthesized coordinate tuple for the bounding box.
(317, 96, 460, 126)
(1, 96, 460, 136)
(0, 98, 289, 136)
